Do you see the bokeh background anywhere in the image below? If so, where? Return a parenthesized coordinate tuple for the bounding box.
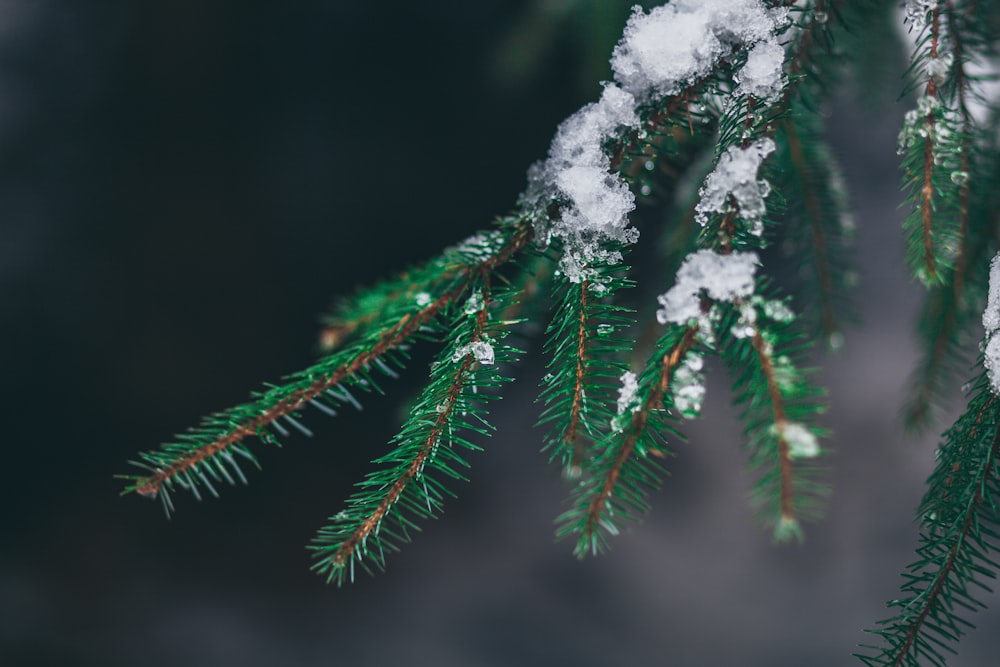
(3, 1, 997, 665)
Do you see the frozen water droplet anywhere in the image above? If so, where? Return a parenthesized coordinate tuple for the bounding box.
(640, 184, 652, 196)
(644, 160, 655, 171)
(962, 381, 972, 393)
(597, 323, 615, 336)
(562, 464, 582, 481)
(951, 171, 969, 186)
(813, 10, 827, 23)
(828, 331, 845, 350)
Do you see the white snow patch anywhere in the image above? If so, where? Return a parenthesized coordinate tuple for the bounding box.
(656, 250, 759, 325)
(463, 290, 484, 315)
(616, 371, 640, 415)
(672, 353, 706, 418)
(611, 371, 641, 433)
(695, 138, 776, 233)
(525, 83, 641, 282)
(525, 0, 787, 282)
(735, 40, 787, 102)
(776, 421, 820, 459)
(611, 0, 788, 99)
(983, 253, 1000, 392)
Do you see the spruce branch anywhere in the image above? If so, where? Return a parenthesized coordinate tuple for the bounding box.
(720, 293, 828, 541)
(310, 278, 522, 584)
(775, 108, 856, 345)
(903, 0, 999, 429)
(557, 322, 700, 557)
(859, 375, 1000, 666)
(538, 257, 634, 475)
(113, 8, 1000, 661)
(122, 222, 533, 511)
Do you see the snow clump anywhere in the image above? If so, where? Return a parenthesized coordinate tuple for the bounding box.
(656, 250, 759, 326)
(734, 40, 787, 103)
(694, 138, 777, 234)
(611, 0, 788, 99)
(982, 252, 1000, 393)
(525, 0, 787, 282)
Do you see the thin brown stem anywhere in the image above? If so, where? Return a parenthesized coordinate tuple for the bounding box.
(564, 279, 590, 467)
(135, 224, 533, 498)
(329, 282, 494, 568)
(582, 326, 698, 540)
(921, 7, 943, 282)
(751, 330, 795, 521)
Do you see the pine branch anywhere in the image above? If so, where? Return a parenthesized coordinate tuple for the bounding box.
(719, 291, 828, 540)
(859, 375, 1000, 666)
(903, 8, 1000, 429)
(538, 257, 634, 475)
(898, 1, 968, 286)
(122, 222, 533, 511)
(557, 322, 700, 557)
(310, 279, 522, 584)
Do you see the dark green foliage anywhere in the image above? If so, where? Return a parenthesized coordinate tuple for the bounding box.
(556, 322, 701, 557)
(859, 373, 1000, 666)
(537, 255, 635, 474)
(772, 106, 856, 345)
(120, 2, 1000, 662)
(717, 288, 829, 540)
(310, 281, 522, 584)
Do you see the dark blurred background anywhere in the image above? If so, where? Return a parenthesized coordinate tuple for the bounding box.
(2, 2, 997, 665)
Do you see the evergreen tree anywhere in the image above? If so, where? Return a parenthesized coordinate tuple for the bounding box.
(120, 1, 1000, 663)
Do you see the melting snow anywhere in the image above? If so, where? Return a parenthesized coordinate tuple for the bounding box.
(453, 340, 495, 365)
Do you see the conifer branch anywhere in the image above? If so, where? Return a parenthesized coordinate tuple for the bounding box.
(558, 323, 700, 557)
(920, 7, 943, 283)
(859, 377, 1000, 666)
(903, 0, 997, 429)
(119, 8, 1000, 659)
(310, 278, 516, 584)
(538, 260, 634, 475)
(124, 223, 533, 508)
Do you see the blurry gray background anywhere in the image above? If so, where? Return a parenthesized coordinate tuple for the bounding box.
(2, 1, 996, 665)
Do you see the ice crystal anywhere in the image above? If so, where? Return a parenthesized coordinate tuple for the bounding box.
(452, 341, 495, 365)
(463, 290, 484, 315)
(904, 0, 937, 30)
(925, 52, 953, 86)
